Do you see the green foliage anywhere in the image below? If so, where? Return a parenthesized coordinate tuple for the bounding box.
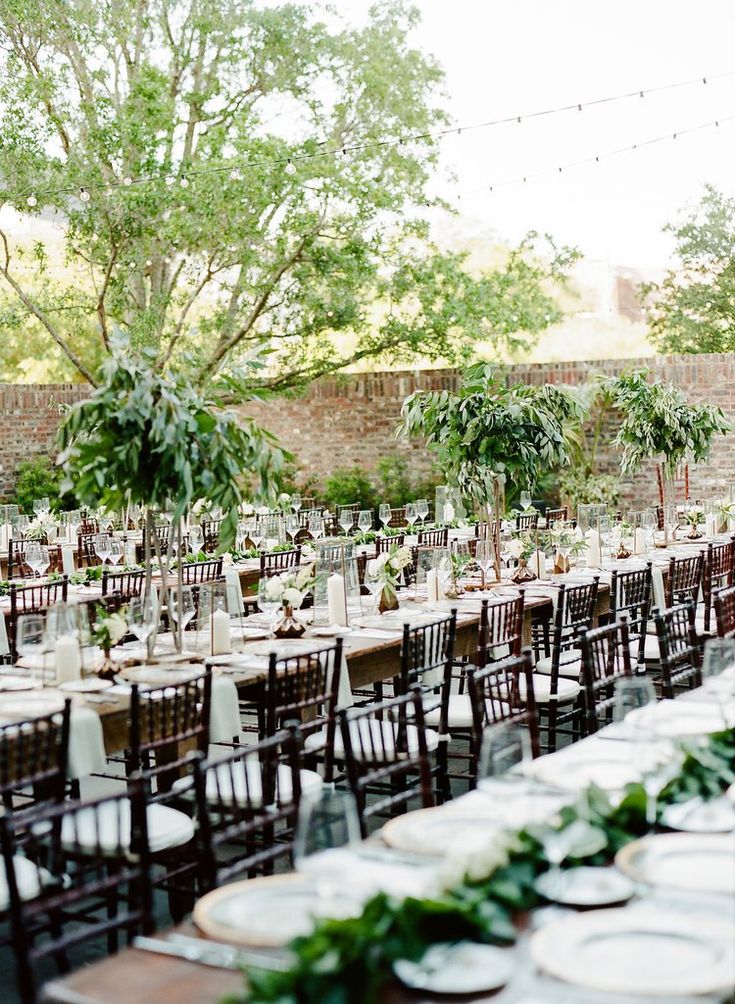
(374, 452, 442, 506)
(398, 362, 586, 504)
(609, 369, 729, 477)
(322, 468, 378, 511)
(0, 1, 576, 390)
(57, 340, 283, 550)
(556, 469, 621, 509)
(643, 185, 735, 353)
(9, 455, 75, 514)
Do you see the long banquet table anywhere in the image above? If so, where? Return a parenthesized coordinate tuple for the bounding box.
(40, 678, 735, 1004)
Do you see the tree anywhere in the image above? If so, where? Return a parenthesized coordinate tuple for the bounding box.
(0, 0, 576, 389)
(643, 185, 735, 354)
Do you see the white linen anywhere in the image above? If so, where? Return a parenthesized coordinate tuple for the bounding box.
(209, 674, 241, 743)
(224, 565, 244, 615)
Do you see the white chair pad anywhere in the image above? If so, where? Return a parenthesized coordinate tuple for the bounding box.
(522, 674, 580, 703)
(0, 855, 51, 911)
(644, 633, 661, 662)
(423, 694, 510, 729)
(190, 762, 322, 806)
(61, 801, 195, 855)
(305, 719, 440, 760)
(535, 649, 581, 678)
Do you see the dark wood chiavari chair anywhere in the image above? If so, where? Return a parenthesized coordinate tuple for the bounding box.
(0, 780, 151, 1004)
(0, 701, 71, 815)
(77, 529, 112, 567)
(101, 568, 145, 603)
(714, 584, 735, 639)
(375, 533, 404, 552)
(265, 641, 343, 784)
(8, 578, 69, 661)
(259, 547, 301, 575)
(181, 557, 224, 585)
(417, 527, 449, 547)
(386, 506, 406, 528)
(701, 538, 735, 633)
(545, 506, 568, 527)
(610, 563, 652, 669)
(194, 727, 305, 892)
(467, 650, 541, 778)
(533, 578, 599, 753)
(7, 539, 62, 580)
(200, 518, 222, 553)
(578, 618, 633, 735)
(79, 517, 99, 534)
(653, 600, 702, 699)
(665, 552, 705, 609)
(339, 689, 434, 838)
(516, 511, 539, 530)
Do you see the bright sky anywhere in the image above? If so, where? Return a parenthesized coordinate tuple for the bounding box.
(341, 0, 735, 270)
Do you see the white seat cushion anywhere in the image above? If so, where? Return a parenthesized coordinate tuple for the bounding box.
(644, 633, 661, 662)
(535, 648, 582, 679)
(61, 801, 195, 855)
(181, 761, 322, 806)
(0, 855, 51, 911)
(423, 694, 510, 729)
(305, 719, 440, 760)
(521, 673, 580, 703)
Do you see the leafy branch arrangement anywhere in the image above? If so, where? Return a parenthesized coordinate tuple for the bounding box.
(233, 729, 734, 1004)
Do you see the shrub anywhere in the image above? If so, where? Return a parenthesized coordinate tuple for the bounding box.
(322, 467, 379, 511)
(557, 468, 621, 510)
(375, 452, 443, 506)
(11, 456, 76, 514)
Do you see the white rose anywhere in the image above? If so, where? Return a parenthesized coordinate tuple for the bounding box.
(295, 563, 314, 589)
(506, 539, 524, 559)
(282, 587, 304, 608)
(256, 505, 270, 516)
(240, 502, 254, 516)
(220, 552, 234, 566)
(264, 577, 283, 602)
(106, 613, 128, 646)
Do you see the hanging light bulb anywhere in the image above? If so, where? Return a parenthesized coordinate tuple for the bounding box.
(26, 194, 38, 207)
(123, 177, 133, 186)
(179, 176, 189, 188)
(285, 159, 297, 176)
(79, 187, 91, 202)
(229, 168, 242, 181)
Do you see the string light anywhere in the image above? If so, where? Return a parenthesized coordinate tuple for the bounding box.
(179, 176, 189, 188)
(26, 194, 37, 207)
(79, 187, 90, 202)
(12, 69, 734, 206)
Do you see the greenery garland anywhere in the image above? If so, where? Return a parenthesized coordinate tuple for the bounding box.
(229, 729, 735, 1004)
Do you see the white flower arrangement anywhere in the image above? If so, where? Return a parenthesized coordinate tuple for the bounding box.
(366, 544, 412, 598)
(240, 501, 255, 516)
(256, 505, 271, 516)
(263, 563, 315, 609)
(25, 515, 58, 540)
(92, 606, 129, 650)
(437, 829, 521, 892)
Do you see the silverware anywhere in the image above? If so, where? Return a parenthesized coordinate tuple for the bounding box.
(132, 935, 290, 971)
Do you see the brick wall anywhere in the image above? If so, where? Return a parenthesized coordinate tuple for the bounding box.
(0, 384, 89, 496)
(1, 352, 733, 506)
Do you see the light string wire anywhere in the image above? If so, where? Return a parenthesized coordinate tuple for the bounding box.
(14, 68, 735, 204)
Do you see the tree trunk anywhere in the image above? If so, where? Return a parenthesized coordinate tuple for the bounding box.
(484, 477, 503, 584)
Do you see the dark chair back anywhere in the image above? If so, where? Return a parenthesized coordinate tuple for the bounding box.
(128, 670, 212, 775)
(417, 527, 448, 547)
(665, 553, 704, 608)
(101, 568, 145, 602)
(578, 618, 633, 734)
(77, 529, 112, 567)
(703, 539, 735, 632)
(181, 557, 223, 585)
(516, 511, 539, 530)
(545, 507, 568, 527)
(259, 547, 301, 575)
(654, 600, 701, 699)
(0, 700, 71, 813)
(8, 578, 69, 660)
(714, 584, 735, 640)
(201, 518, 223, 553)
(476, 595, 524, 667)
(467, 650, 540, 765)
(340, 688, 434, 838)
(610, 563, 652, 666)
(376, 533, 404, 553)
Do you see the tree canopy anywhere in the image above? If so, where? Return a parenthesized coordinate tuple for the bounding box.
(643, 185, 735, 354)
(0, 0, 576, 390)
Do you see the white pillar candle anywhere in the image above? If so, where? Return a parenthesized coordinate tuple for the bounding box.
(584, 529, 602, 568)
(211, 607, 231, 656)
(530, 549, 547, 579)
(55, 635, 81, 684)
(705, 514, 716, 538)
(327, 573, 348, 626)
(632, 528, 644, 555)
(61, 545, 76, 576)
(426, 568, 439, 604)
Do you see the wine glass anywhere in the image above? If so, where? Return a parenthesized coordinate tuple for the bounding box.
(636, 739, 683, 829)
(16, 613, 47, 677)
(308, 514, 324, 541)
(169, 586, 195, 635)
(357, 510, 372, 535)
(378, 503, 391, 529)
(338, 508, 355, 536)
(107, 540, 124, 566)
(363, 560, 384, 614)
(24, 542, 48, 578)
(294, 788, 362, 907)
(285, 514, 300, 544)
(94, 534, 111, 564)
(189, 525, 204, 554)
(33, 498, 50, 518)
(128, 594, 158, 662)
(477, 721, 532, 797)
(404, 503, 418, 529)
(258, 575, 282, 633)
(520, 491, 532, 510)
(475, 539, 493, 589)
(416, 499, 429, 526)
(291, 494, 302, 513)
(613, 675, 656, 725)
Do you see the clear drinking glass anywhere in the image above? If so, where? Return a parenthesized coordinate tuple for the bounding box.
(294, 788, 362, 905)
(613, 675, 656, 723)
(404, 503, 418, 529)
(107, 540, 124, 566)
(357, 510, 372, 534)
(637, 740, 683, 829)
(33, 498, 50, 517)
(378, 504, 391, 529)
(16, 613, 47, 676)
(128, 594, 157, 661)
(291, 494, 302, 513)
(475, 539, 493, 589)
(308, 514, 324, 541)
(285, 514, 300, 544)
(258, 576, 281, 633)
(189, 526, 204, 554)
(339, 509, 355, 536)
(169, 586, 195, 634)
(416, 499, 429, 526)
(94, 534, 111, 564)
(477, 721, 531, 796)
(363, 560, 384, 614)
(520, 491, 532, 510)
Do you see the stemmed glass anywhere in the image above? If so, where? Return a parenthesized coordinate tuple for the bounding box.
(416, 499, 429, 526)
(128, 594, 158, 662)
(378, 504, 391, 530)
(294, 789, 362, 910)
(189, 525, 204, 554)
(477, 721, 532, 797)
(363, 560, 384, 614)
(404, 503, 418, 530)
(107, 540, 124, 566)
(285, 514, 300, 545)
(475, 540, 493, 589)
(520, 491, 532, 510)
(291, 494, 302, 513)
(24, 543, 49, 579)
(357, 510, 372, 535)
(16, 614, 48, 679)
(339, 509, 355, 536)
(94, 534, 112, 565)
(636, 739, 684, 830)
(258, 575, 281, 634)
(169, 586, 195, 637)
(613, 675, 656, 725)
(33, 498, 50, 518)
(308, 514, 324, 541)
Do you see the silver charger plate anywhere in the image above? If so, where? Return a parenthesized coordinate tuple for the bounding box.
(394, 941, 514, 993)
(534, 866, 635, 907)
(616, 832, 735, 894)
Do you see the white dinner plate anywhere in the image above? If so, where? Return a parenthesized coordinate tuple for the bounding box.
(616, 833, 735, 894)
(535, 866, 635, 907)
(661, 796, 735, 833)
(526, 747, 643, 792)
(243, 639, 330, 658)
(0, 675, 41, 692)
(121, 665, 204, 687)
(530, 907, 735, 997)
(0, 693, 66, 718)
(626, 701, 732, 737)
(394, 942, 514, 993)
(381, 806, 506, 856)
(193, 874, 362, 947)
(59, 677, 113, 693)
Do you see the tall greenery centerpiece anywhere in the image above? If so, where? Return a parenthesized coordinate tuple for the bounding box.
(57, 343, 283, 651)
(609, 370, 729, 541)
(398, 363, 584, 581)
